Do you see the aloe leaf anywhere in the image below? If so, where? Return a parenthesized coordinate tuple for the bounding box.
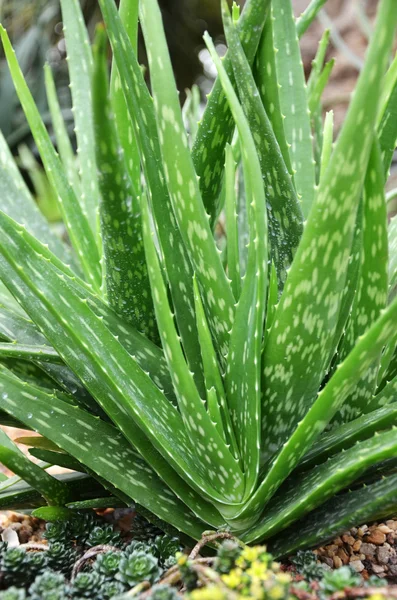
(67, 497, 126, 510)
(225, 144, 241, 300)
(182, 85, 201, 148)
(244, 428, 397, 543)
(0, 129, 73, 268)
(254, 16, 292, 177)
(264, 263, 278, 344)
(261, 0, 397, 463)
(205, 9, 268, 499)
(221, 2, 303, 289)
(296, 0, 328, 38)
(333, 142, 388, 424)
(272, 1, 316, 217)
(16, 436, 62, 452)
(0, 471, 116, 512)
(0, 371, 208, 538)
(110, 0, 140, 192)
(141, 193, 244, 502)
(379, 79, 397, 180)
(0, 231, 174, 403)
(192, 276, 238, 459)
(0, 304, 102, 415)
(0, 426, 69, 506)
(97, 0, 204, 396)
(319, 110, 334, 183)
(0, 342, 62, 364)
(44, 65, 80, 196)
(299, 398, 397, 470)
(0, 27, 101, 289)
(269, 473, 397, 558)
(379, 51, 397, 123)
(29, 448, 85, 473)
(59, 0, 99, 236)
(389, 216, 397, 292)
(371, 373, 397, 410)
(92, 26, 156, 341)
(191, 0, 271, 222)
(232, 292, 397, 527)
(0, 211, 228, 515)
(139, 0, 235, 360)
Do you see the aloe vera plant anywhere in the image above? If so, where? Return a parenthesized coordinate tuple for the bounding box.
(0, 0, 396, 558)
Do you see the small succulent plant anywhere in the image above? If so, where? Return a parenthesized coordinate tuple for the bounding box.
(0, 0, 395, 561)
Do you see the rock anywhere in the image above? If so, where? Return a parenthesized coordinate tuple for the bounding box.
(352, 540, 362, 552)
(333, 556, 342, 568)
(372, 564, 386, 575)
(365, 529, 386, 545)
(336, 548, 350, 564)
(377, 546, 391, 565)
(388, 563, 397, 577)
(350, 560, 364, 573)
(378, 525, 393, 534)
(360, 543, 376, 557)
(342, 534, 355, 545)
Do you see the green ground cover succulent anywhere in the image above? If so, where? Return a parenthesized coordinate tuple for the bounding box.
(0, 0, 395, 559)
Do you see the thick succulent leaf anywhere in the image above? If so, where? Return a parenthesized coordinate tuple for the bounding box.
(141, 193, 244, 502)
(319, 110, 334, 183)
(0, 424, 69, 505)
(0, 129, 73, 268)
(140, 0, 236, 361)
(191, 0, 271, 222)
(0, 370, 209, 538)
(389, 215, 397, 294)
(222, 2, 303, 289)
(230, 291, 397, 528)
(0, 342, 62, 364)
(370, 373, 397, 411)
(0, 471, 114, 511)
(378, 79, 397, 180)
(66, 497, 125, 510)
(0, 304, 102, 415)
(299, 396, 397, 470)
(98, 0, 204, 396)
(254, 16, 292, 177)
(0, 212, 228, 514)
(0, 234, 174, 403)
(59, 0, 99, 236)
(272, 1, 316, 217)
(261, 0, 397, 463)
(333, 142, 388, 424)
(44, 65, 80, 196)
(269, 473, 397, 558)
(29, 448, 86, 472)
(110, 0, 140, 192)
(225, 144, 241, 300)
(244, 428, 397, 543)
(0, 27, 101, 289)
(92, 26, 156, 340)
(192, 277, 239, 460)
(206, 11, 268, 498)
(296, 0, 328, 38)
